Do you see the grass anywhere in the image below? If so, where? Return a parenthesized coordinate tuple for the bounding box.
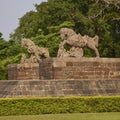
(0, 112, 120, 120)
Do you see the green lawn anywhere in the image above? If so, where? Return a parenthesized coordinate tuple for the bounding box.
(0, 112, 120, 120)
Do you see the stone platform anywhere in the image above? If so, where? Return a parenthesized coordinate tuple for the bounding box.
(0, 79, 120, 98)
(8, 63, 40, 80)
(41, 58, 120, 80)
(5, 57, 120, 98)
(8, 58, 120, 80)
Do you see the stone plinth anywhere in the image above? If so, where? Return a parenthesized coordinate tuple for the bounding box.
(5, 57, 120, 98)
(8, 63, 40, 80)
(40, 58, 120, 80)
(8, 58, 120, 80)
(0, 79, 120, 98)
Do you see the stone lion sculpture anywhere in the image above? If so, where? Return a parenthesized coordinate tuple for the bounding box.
(59, 27, 100, 57)
(21, 38, 49, 63)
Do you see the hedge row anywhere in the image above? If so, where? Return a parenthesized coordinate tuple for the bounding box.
(0, 96, 120, 116)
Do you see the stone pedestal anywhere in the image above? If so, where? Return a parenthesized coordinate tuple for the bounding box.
(8, 58, 120, 80)
(4, 57, 120, 97)
(40, 57, 120, 80)
(8, 63, 40, 80)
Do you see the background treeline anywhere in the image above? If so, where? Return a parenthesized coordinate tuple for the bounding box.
(0, 0, 120, 80)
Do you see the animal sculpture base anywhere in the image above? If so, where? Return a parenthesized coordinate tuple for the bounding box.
(3, 57, 120, 98)
(8, 57, 120, 80)
(8, 63, 40, 80)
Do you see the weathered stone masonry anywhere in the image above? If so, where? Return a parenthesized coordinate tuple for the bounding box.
(41, 58, 120, 80)
(0, 79, 120, 98)
(1, 57, 119, 98)
(8, 58, 120, 80)
(8, 63, 40, 80)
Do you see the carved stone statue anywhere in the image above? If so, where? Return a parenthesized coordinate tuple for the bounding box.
(21, 38, 49, 64)
(58, 27, 100, 57)
(69, 47, 83, 58)
(57, 42, 83, 58)
(20, 53, 38, 64)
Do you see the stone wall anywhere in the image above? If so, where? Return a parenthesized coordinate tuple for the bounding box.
(0, 79, 120, 98)
(8, 63, 40, 80)
(5, 58, 120, 98)
(40, 58, 120, 80)
(8, 58, 120, 80)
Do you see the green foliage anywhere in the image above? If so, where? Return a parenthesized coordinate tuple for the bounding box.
(10, 0, 120, 58)
(10, 11, 40, 39)
(0, 0, 120, 79)
(0, 38, 23, 80)
(32, 21, 74, 57)
(0, 54, 22, 80)
(0, 96, 120, 116)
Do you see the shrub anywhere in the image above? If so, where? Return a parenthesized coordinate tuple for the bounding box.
(0, 96, 120, 116)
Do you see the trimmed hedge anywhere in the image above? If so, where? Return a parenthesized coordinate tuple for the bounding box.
(0, 96, 120, 116)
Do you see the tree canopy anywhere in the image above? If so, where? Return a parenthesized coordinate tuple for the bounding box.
(0, 0, 120, 79)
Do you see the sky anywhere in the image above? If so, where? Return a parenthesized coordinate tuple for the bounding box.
(0, 0, 47, 40)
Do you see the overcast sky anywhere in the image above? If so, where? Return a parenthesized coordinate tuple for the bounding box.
(0, 0, 47, 40)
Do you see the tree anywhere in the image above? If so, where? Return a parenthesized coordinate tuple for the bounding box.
(87, 0, 120, 57)
(0, 0, 120, 80)
(32, 21, 75, 57)
(0, 32, 3, 39)
(10, 0, 119, 57)
(10, 11, 40, 40)
(0, 33, 23, 80)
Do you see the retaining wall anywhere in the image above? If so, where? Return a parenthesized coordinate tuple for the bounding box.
(0, 79, 120, 98)
(5, 57, 120, 98)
